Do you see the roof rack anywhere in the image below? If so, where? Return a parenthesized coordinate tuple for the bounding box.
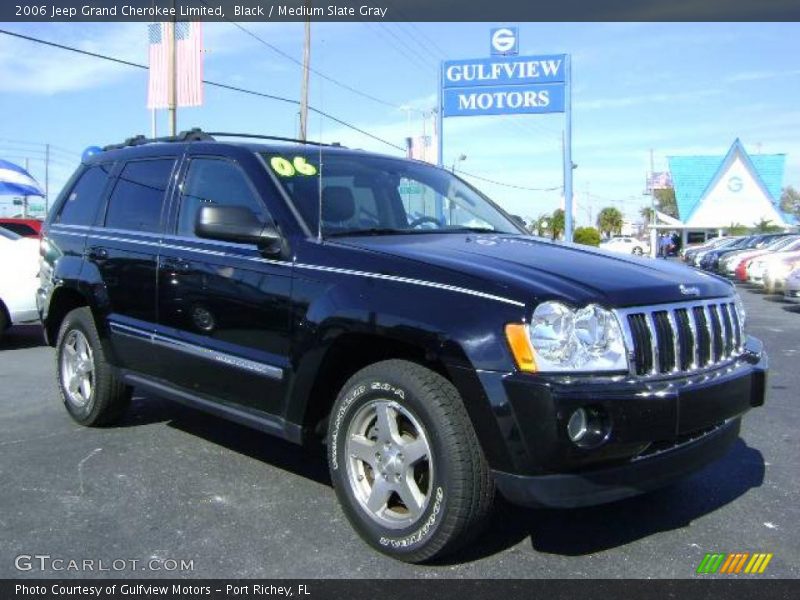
(206, 132, 343, 148)
(102, 128, 343, 151)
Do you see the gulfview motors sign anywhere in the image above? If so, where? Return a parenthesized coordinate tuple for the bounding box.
(442, 51, 566, 117)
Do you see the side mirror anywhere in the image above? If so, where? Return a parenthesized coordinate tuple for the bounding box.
(195, 205, 282, 255)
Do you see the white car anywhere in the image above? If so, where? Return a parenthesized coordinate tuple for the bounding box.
(785, 267, 800, 301)
(0, 227, 40, 339)
(600, 236, 649, 256)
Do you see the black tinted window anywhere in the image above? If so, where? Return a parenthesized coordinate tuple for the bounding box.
(56, 165, 111, 226)
(105, 159, 174, 232)
(176, 158, 267, 237)
(1, 223, 37, 236)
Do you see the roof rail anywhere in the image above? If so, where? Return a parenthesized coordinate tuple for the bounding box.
(102, 128, 343, 151)
(206, 132, 342, 148)
(102, 128, 212, 150)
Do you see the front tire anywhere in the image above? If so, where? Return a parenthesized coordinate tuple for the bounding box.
(327, 360, 493, 563)
(632, 246, 644, 256)
(56, 307, 130, 426)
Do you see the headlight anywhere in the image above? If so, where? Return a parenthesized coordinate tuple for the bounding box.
(522, 301, 628, 373)
(733, 292, 746, 329)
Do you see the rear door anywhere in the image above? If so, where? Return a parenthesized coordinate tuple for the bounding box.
(88, 157, 178, 376)
(156, 152, 293, 416)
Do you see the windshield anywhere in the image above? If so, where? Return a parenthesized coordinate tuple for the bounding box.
(261, 152, 521, 236)
(0, 226, 22, 241)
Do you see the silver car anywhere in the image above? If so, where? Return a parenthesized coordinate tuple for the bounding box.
(785, 267, 800, 301)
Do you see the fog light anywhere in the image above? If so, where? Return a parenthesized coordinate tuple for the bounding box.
(565, 405, 610, 448)
(567, 408, 588, 442)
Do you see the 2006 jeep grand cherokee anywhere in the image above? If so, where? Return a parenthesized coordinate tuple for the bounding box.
(38, 130, 766, 563)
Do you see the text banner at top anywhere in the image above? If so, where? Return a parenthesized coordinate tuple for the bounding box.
(2, 0, 799, 21)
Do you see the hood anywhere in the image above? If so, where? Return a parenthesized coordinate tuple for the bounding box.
(332, 234, 733, 308)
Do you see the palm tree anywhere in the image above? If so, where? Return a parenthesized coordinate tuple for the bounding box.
(597, 207, 624, 237)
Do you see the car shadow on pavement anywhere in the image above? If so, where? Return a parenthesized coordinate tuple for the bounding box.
(0, 324, 45, 350)
(440, 438, 765, 563)
(761, 294, 791, 303)
(782, 304, 800, 314)
(118, 395, 332, 486)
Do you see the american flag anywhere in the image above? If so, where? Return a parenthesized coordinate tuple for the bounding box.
(147, 22, 203, 109)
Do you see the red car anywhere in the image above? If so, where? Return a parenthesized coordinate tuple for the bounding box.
(0, 218, 42, 238)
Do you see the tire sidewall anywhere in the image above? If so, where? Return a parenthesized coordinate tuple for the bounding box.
(56, 309, 99, 423)
(328, 371, 453, 560)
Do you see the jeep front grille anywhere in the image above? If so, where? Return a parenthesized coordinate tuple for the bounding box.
(616, 299, 744, 377)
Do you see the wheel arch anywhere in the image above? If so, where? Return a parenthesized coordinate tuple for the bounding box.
(289, 328, 515, 472)
(43, 285, 96, 346)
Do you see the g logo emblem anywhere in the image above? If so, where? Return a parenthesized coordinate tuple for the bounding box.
(491, 27, 518, 56)
(727, 176, 743, 193)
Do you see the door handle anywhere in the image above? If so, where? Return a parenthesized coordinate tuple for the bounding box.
(87, 246, 108, 260)
(160, 256, 190, 272)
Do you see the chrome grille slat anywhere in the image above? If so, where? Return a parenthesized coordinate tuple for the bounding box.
(616, 298, 744, 378)
(644, 312, 660, 375)
(686, 307, 700, 369)
(703, 305, 716, 363)
(666, 310, 681, 373)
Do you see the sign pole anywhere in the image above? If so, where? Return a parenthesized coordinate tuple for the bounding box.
(437, 60, 444, 168)
(563, 54, 573, 243)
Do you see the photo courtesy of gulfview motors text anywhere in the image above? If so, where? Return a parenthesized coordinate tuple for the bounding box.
(0, 0, 798, 596)
(15, 584, 309, 596)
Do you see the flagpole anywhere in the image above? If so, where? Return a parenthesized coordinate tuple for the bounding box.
(168, 3, 177, 136)
(299, 10, 311, 141)
(151, 108, 157, 138)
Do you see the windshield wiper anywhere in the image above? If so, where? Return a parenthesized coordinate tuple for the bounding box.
(441, 226, 498, 233)
(326, 227, 413, 237)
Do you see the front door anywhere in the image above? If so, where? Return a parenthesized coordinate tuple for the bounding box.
(156, 154, 293, 416)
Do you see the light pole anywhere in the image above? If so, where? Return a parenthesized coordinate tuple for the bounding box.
(451, 154, 466, 173)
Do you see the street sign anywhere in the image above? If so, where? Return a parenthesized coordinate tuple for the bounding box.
(443, 83, 565, 117)
(435, 31, 573, 240)
(441, 55, 566, 117)
(442, 55, 565, 88)
(490, 27, 518, 56)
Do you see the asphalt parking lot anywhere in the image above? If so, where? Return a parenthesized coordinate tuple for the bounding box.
(1, 282, 798, 579)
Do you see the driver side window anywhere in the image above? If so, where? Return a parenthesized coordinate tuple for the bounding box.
(176, 158, 268, 238)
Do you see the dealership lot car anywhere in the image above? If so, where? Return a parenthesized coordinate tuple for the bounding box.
(599, 236, 649, 256)
(0, 227, 40, 339)
(38, 130, 767, 563)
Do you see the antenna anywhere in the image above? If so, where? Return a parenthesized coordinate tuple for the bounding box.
(316, 37, 325, 243)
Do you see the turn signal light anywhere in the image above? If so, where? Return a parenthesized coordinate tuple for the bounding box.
(505, 323, 537, 373)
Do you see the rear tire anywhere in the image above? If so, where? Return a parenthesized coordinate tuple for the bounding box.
(632, 246, 643, 256)
(55, 307, 130, 426)
(327, 359, 494, 563)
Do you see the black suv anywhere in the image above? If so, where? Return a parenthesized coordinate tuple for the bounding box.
(38, 130, 766, 563)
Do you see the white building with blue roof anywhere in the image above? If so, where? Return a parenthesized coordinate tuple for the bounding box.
(666, 139, 796, 240)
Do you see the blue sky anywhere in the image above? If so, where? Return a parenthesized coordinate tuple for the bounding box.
(1, 21, 798, 225)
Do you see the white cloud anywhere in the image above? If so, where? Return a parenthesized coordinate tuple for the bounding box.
(576, 89, 721, 111)
(0, 24, 147, 94)
(725, 69, 800, 83)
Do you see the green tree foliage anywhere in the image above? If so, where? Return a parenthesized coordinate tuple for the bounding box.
(551, 209, 565, 240)
(573, 226, 601, 246)
(640, 206, 655, 223)
(654, 187, 679, 218)
(780, 186, 800, 218)
(727, 222, 749, 235)
(753, 218, 783, 233)
(597, 207, 624, 236)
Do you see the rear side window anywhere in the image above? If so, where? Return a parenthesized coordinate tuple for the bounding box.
(56, 165, 112, 226)
(105, 159, 174, 232)
(176, 158, 267, 237)
(1, 223, 37, 236)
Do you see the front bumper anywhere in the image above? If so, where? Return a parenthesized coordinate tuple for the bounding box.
(494, 417, 741, 508)
(482, 337, 767, 508)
